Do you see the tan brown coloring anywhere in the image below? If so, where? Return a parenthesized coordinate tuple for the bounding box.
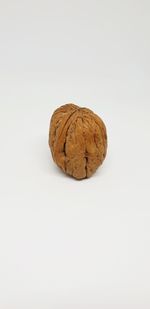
(49, 103, 107, 179)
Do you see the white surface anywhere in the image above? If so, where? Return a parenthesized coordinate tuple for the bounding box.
(0, 0, 150, 308)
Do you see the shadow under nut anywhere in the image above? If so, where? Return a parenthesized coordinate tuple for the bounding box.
(49, 104, 107, 179)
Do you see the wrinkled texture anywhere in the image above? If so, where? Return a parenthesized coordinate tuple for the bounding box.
(49, 103, 107, 179)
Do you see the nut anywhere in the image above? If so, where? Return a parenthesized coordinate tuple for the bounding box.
(49, 103, 107, 179)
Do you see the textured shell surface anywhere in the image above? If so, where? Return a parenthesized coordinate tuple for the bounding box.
(49, 103, 107, 180)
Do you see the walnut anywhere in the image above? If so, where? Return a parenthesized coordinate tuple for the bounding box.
(49, 103, 107, 179)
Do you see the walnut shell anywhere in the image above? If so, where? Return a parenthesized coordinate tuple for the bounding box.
(49, 103, 107, 179)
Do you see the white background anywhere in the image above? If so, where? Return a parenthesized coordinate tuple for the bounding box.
(0, 0, 150, 308)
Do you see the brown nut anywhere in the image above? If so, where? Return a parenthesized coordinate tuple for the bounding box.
(49, 103, 107, 180)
